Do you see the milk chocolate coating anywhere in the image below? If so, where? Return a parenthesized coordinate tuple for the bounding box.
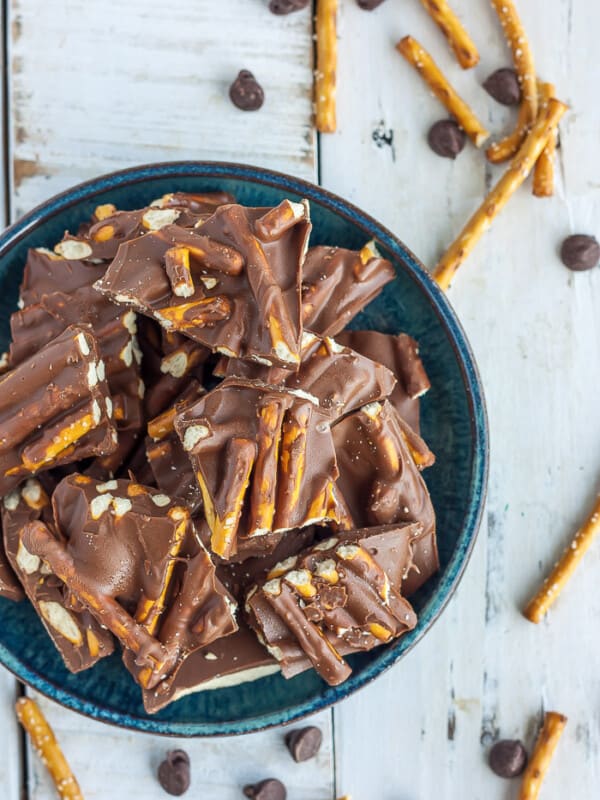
(246, 530, 417, 685)
(336, 330, 430, 432)
(216, 332, 397, 422)
(0, 518, 25, 601)
(302, 244, 395, 337)
(229, 70, 265, 111)
(427, 120, 466, 159)
(332, 401, 438, 594)
(96, 202, 311, 368)
(174, 377, 347, 560)
(0, 326, 117, 494)
(2, 480, 114, 672)
(483, 68, 521, 106)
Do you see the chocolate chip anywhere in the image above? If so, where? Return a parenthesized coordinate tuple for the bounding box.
(243, 779, 287, 800)
(229, 70, 264, 112)
(483, 68, 521, 106)
(285, 726, 323, 762)
(427, 120, 466, 159)
(357, 0, 387, 9)
(269, 0, 309, 13)
(560, 234, 600, 271)
(489, 740, 528, 778)
(158, 750, 191, 796)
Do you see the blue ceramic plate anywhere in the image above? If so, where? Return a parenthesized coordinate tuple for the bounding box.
(0, 162, 488, 735)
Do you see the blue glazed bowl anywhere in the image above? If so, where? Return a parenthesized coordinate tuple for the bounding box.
(0, 162, 488, 735)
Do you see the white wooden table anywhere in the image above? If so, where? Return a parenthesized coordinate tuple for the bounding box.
(1, 1, 599, 797)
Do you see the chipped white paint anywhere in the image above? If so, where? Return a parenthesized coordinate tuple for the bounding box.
(1, 0, 598, 799)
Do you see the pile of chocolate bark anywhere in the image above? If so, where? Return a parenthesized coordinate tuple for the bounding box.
(0, 192, 438, 712)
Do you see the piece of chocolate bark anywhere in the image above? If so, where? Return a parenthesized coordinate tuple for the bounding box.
(336, 330, 430, 433)
(215, 332, 397, 423)
(0, 326, 117, 494)
(332, 401, 438, 594)
(22, 475, 237, 689)
(0, 517, 25, 601)
(246, 528, 418, 686)
(174, 377, 349, 559)
(301, 242, 395, 337)
(95, 200, 311, 368)
(2, 479, 114, 671)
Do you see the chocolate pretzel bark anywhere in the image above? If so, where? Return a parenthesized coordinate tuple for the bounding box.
(95, 200, 311, 368)
(174, 377, 347, 560)
(2, 480, 114, 671)
(302, 242, 395, 337)
(22, 475, 236, 689)
(0, 519, 25, 601)
(332, 401, 438, 594)
(246, 529, 417, 686)
(215, 332, 397, 423)
(337, 331, 430, 433)
(0, 326, 117, 494)
(146, 381, 205, 512)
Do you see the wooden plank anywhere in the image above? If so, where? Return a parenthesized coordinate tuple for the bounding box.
(5, 3, 333, 799)
(26, 692, 333, 800)
(9, 0, 316, 220)
(324, 1, 600, 798)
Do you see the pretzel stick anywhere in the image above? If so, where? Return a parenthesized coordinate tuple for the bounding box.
(532, 82, 557, 197)
(16, 697, 83, 800)
(524, 492, 600, 623)
(519, 712, 567, 800)
(486, 0, 538, 163)
(433, 97, 567, 290)
(396, 36, 489, 146)
(419, 0, 479, 69)
(315, 0, 337, 133)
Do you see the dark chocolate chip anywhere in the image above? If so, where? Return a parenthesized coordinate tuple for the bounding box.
(269, 0, 310, 13)
(357, 0, 387, 9)
(158, 750, 191, 796)
(285, 726, 323, 762)
(483, 68, 522, 106)
(489, 740, 528, 778)
(229, 70, 265, 112)
(560, 234, 600, 271)
(427, 120, 466, 159)
(243, 778, 287, 800)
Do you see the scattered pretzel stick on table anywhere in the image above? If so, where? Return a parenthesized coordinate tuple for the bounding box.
(486, 0, 538, 163)
(16, 696, 84, 800)
(419, 0, 479, 69)
(533, 82, 557, 197)
(396, 36, 489, 146)
(315, 0, 337, 133)
(519, 712, 567, 800)
(433, 97, 568, 290)
(524, 491, 600, 623)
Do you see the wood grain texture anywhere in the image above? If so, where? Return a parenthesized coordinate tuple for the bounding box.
(322, 1, 600, 798)
(8, 0, 316, 220)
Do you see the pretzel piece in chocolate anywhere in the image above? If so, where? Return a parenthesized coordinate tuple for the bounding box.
(95, 201, 311, 368)
(337, 330, 430, 433)
(302, 242, 395, 337)
(246, 531, 417, 685)
(2, 480, 114, 671)
(0, 326, 117, 493)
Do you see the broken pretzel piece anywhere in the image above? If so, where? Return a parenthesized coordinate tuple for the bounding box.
(315, 0, 338, 133)
(532, 82, 557, 197)
(433, 98, 568, 290)
(396, 36, 489, 147)
(16, 696, 83, 800)
(518, 712, 567, 800)
(524, 492, 600, 624)
(486, 0, 538, 163)
(419, 0, 479, 69)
